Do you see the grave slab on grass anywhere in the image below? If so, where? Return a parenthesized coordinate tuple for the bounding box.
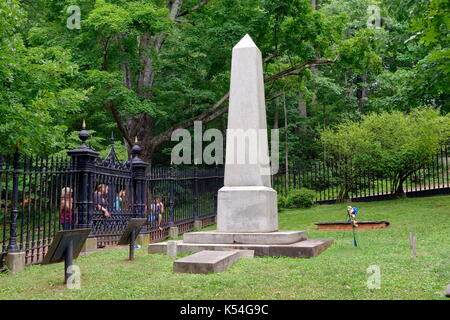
(173, 250, 240, 274)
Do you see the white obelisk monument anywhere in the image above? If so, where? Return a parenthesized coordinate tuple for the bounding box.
(148, 35, 333, 259)
(216, 34, 278, 233)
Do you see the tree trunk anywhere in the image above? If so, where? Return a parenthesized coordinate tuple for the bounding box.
(298, 92, 307, 118)
(126, 114, 154, 161)
(337, 184, 350, 203)
(123, 0, 185, 162)
(357, 73, 368, 113)
(393, 176, 406, 198)
(283, 94, 289, 192)
(273, 107, 279, 129)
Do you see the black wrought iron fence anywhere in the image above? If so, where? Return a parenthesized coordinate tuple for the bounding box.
(273, 145, 450, 203)
(0, 125, 224, 270)
(0, 151, 76, 269)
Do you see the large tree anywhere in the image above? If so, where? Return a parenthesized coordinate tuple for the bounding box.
(25, 0, 334, 162)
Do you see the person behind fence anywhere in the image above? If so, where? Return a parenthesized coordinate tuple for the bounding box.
(115, 189, 127, 211)
(94, 184, 111, 217)
(60, 187, 75, 230)
(148, 197, 164, 231)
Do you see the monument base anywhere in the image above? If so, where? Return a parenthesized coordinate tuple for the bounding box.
(183, 230, 307, 244)
(149, 238, 332, 258)
(217, 186, 278, 232)
(148, 230, 333, 258)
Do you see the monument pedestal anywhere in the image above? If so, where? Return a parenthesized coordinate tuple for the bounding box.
(217, 186, 278, 233)
(148, 235, 333, 258)
(183, 230, 307, 244)
(149, 229, 333, 259)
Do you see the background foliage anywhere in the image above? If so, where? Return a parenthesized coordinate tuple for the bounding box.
(0, 0, 448, 165)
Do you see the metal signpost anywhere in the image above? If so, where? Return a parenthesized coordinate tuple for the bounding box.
(43, 229, 91, 284)
(118, 218, 147, 260)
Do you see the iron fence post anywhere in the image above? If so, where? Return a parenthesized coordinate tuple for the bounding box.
(130, 142, 149, 218)
(193, 166, 199, 220)
(7, 148, 20, 253)
(213, 166, 219, 215)
(168, 165, 175, 227)
(67, 122, 99, 229)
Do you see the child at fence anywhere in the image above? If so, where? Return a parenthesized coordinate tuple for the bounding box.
(60, 187, 75, 230)
(147, 197, 164, 231)
(94, 184, 111, 217)
(114, 189, 128, 211)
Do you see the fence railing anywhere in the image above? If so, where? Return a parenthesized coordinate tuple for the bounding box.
(0, 125, 224, 270)
(273, 145, 450, 203)
(3, 125, 447, 270)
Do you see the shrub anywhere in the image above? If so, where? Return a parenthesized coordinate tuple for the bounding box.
(287, 188, 316, 208)
(277, 194, 288, 208)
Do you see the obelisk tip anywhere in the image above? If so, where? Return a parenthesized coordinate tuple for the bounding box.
(233, 34, 257, 49)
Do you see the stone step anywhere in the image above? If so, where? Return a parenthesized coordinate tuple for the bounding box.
(183, 230, 307, 245)
(149, 238, 333, 258)
(173, 250, 240, 274)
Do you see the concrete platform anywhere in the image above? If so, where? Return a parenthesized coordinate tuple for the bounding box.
(173, 250, 240, 274)
(183, 230, 307, 245)
(149, 238, 333, 258)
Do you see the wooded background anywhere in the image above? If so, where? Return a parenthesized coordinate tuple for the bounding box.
(1, 0, 448, 166)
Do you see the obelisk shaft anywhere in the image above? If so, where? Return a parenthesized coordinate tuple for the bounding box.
(217, 34, 278, 233)
(224, 34, 271, 187)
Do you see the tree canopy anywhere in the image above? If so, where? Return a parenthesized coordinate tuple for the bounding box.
(321, 108, 450, 199)
(0, 0, 449, 165)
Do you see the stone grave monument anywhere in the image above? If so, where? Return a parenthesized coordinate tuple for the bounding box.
(148, 34, 332, 259)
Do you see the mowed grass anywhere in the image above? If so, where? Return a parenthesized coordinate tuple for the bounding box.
(0, 195, 449, 300)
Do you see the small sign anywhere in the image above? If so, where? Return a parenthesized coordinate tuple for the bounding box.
(43, 229, 91, 265)
(118, 218, 147, 245)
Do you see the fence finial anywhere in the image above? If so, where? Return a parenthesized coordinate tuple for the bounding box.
(131, 139, 142, 159)
(79, 120, 90, 146)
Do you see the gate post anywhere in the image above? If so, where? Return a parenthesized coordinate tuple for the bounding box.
(7, 147, 20, 253)
(193, 166, 202, 230)
(130, 142, 149, 218)
(5, 147, 26, 273)
(193, 166, 199, 220)
(67, 121, 99, 229)
(213, 165, 219, 215)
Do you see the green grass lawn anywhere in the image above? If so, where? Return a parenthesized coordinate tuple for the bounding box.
(0, 195, 449, 300)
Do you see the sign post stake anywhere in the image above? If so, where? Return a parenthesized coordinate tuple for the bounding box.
(129, 229, 136, 261)
(64, 240, 74, 284)
(117, 218, 146, 261)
